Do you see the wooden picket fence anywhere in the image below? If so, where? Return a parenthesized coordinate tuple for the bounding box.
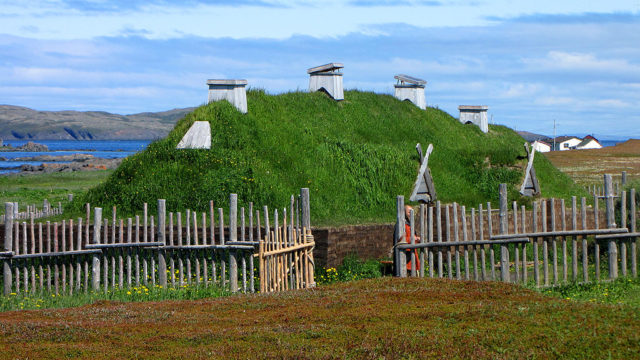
(585, 170, 627, 199)
(0, 189, 315, 296)
(0, 198, 67, 223)
(394, 174, 639, 286)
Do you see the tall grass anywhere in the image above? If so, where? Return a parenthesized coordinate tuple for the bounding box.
(76, 90, 585, 225)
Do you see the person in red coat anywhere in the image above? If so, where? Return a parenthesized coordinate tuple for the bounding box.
(404, 205, 420, 271)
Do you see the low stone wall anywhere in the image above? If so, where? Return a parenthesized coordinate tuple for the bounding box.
(312, 224, 394, 268)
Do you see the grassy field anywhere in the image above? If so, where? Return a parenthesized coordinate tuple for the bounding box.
(544, 139, 640, 186)
(0, 171, 111, 216)
(0, 277, 638, 359)
(73, 90, 583, 225)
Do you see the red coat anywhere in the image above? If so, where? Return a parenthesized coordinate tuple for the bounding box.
(405, 224, 420, 271)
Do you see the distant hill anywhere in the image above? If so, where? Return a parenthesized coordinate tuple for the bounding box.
(517, 131, 551, 142)
(0, 105, 195, 140)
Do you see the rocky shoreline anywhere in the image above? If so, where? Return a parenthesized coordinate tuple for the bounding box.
(0, 141, 49, 152)
(0, 154, 123, 174)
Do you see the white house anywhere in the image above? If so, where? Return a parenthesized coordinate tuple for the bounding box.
(575, 135, 603, 150)
(531, 140, 551, 153)
(554, 136, 582, 151)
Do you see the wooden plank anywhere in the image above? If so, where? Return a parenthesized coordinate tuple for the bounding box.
(77, 218, 83, 291)
(102, 218, 108, 292)
(479, 204, 486, 281)
(395, 196, 405, 277)
(542, 200, 549, 286)
(631, 188, 637, 278)
(471, 207, 478, 281)
(513, 202, 519, 282)
(397, 238, 529, 249)
(521, 205, 527, 283)
(581, 197, 589, 282)
(169, 212, 175, 287)
(499, 184, 509, 282)
(419, 204, 425, 278)
(436, 201, 443, 278)
(150, 216, 156, 285)
(427, 206, 434, 278)
(621, 191, 628, 277)
(203, 211, 208, 287)
(453, 204, 461, 280)
(594, 195, 601, 280)
(177, 212, 184, 286)
(68, 219, 73, 294)
(135, 216, 140, 286)
(91, 208, 102, 291)
(126, 218, 132, 288)
(410, 208, 416, 277)
(193, 211, 200, 286)
(550, 199, 559, 285)
(595, 232, 640, 240)
(301, 188, 310, 230)
(487, 202, 495, 281)
(462, 205, 470, 281)
(220, 208, 226, 288)
(491, 228, 628, 240)
(445, 205, 452, 279)
(30, 215, 36, 292)
(604, 174, 618, 280)
(230, 194, 238, 292)
(186, 209, 192, 285)
(560, 199, 567, 283)
(85, 242, 164, 249)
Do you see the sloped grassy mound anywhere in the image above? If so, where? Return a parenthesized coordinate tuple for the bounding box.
(79, 90, 582, 225)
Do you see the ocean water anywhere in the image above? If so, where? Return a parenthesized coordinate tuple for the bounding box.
(0, 140, 151, 174)
(600, 140, 624, 148)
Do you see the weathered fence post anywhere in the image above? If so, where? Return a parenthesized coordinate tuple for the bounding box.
(604, 174, 618, 279)
(3, 202, 14, 295)
(229, 194, 238, 293)
(631, 188, 637, 278)
(622, 171, 627, 186)
(394, 195, 405, 277)
(92, 207, 102, 291)
(301, 188, 315, 287)
(499, 184, 509, 282)
(157, 199, 167, 287)
(301, 188, 311, 230)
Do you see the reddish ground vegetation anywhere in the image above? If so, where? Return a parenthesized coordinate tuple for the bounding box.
(545, 139, 640, 185)
(0, 278, 638, 359)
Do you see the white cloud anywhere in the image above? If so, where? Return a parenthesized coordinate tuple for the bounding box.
(522, 51, 640, 74)
(499, 83, 541, 98)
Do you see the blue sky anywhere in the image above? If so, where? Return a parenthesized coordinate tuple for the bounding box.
(1, 0, 639, 138)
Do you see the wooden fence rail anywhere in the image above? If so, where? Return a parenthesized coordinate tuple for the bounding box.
(1, 189, 315, 296)
(395, 174, 639, 287)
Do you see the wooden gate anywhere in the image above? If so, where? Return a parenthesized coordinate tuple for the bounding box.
(258, 224, 315, 293)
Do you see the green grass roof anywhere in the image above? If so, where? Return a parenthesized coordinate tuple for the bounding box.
(78, 90, 583, 225)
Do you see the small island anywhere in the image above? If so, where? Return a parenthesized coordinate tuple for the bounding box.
(0, 140, 49, 152)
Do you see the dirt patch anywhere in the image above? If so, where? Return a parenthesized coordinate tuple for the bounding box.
(544, 139, 640, 185)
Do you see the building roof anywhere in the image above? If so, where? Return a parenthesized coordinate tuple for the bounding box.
(458, 105, 488, 111)
(576, 136, 601, 148)
(394, 74, 426, 86)
(307, 63, 344, 74)
(554, 136, 581, 143)
(532, 140, 551, 147)
(206, 79, 248, 86)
